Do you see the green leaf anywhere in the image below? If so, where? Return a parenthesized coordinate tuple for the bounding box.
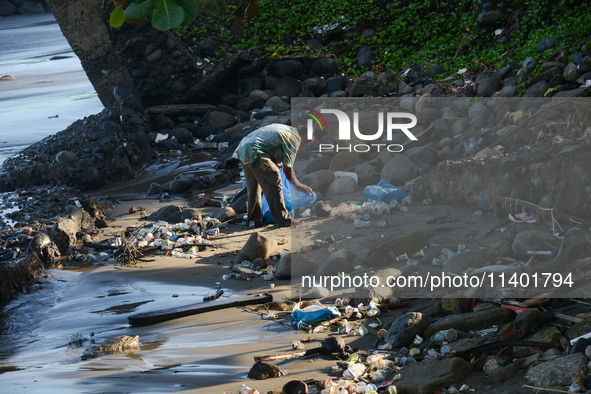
(103, 0, 109, 10)
(216, 0, 228, 10)
(124, 0, 158, 20)
(152, 0, 185, 30)
(110, 6, 126, 28)
(175, 0, 198, 24)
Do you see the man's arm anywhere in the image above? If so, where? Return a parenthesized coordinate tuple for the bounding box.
(283, 166, 313, 195)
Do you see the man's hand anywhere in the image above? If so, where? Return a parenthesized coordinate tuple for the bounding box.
(296, 183, 313, 195)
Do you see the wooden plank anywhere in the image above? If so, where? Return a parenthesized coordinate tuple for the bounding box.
(128, 293, 273, 326)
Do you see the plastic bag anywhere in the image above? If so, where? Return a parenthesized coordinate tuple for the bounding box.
(291, 306, 340, 326)
(262, 167, 317, 223)
(363, 178, 406, 203)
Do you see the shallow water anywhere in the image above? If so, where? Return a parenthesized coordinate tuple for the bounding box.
(0, 13, 103, 166)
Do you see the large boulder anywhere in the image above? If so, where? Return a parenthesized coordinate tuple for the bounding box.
(270, 60, 303, 78)
(355, 163, 380, 186)
(276, 253, 315, 280)
(395, 358, 472, 394)
(148, 205, 202, 223)
(304, 156, 332, 174)
(265, 96, 290, 112)
(405, 146, 437, 167)
(357, 45, 377, 69)
(525, 353, 587, 388)
(329, 152, 363, 172)
(0, 0, 17, 16)
(301, 77, 327, 96)
(207, 111, 235, 129)
(385, 312, 430, 348)
(362, 232, 429, 268)
(274, 76, 302, 98)
(325, 177, 359, 196)
(19, 1, 44, 14)
(512, 230, 557, 256)
(299, 170, 335, 195)
(51, 217, 78, 253)
(315, 256, 354, 277)
(380, 156, 418, 186)
(312, 58, 339, 76)
(424, 307, 514, 337)
(326, 76, 348, 95)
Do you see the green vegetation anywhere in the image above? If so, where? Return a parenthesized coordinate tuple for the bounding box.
(169, 0, 591, 78)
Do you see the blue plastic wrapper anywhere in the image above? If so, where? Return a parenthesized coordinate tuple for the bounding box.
(262, 167, 317, 223)
(291, 306, 340, 326)
(363, 178, 406, 203)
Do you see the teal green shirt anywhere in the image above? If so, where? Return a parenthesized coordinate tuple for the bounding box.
(233, 124, 301, 171)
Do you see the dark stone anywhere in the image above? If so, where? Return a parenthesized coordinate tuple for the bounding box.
(151, 114, 175, 130)
(274, 76, 302, 98)
(307, 38, 323, 49)
(311, 58, 340, 76)
(238, 77, 265, 95)
(148, 205, 202, 223)
(357, 45, 377, 69)
(329, 152, 363, 172)
(385, 312, 430, 347)
(395, 358, 472, 394)
(194, 126, 224, 140)
(168, 128, 193, 144)
(498, 65, 512, 78)
(536, 37, 558, 52)
(270, 60, 303, 78)
(247, 362, 283, 380)
(253, 110, 278, 120)
(349, 84, 373, 97)
(207, 111, 235, 129)
(301, 77, 327, 96)
(56, 150, 79, 165)
(86, 167, 105, 190)
(478, 11, 504, 24)
(18, 1, 44, 14)
(580, 56, 591, 73)
(524, 81, 550, 97)
(235, 96, 265, 112)
(523, 57, 538, 70)
(326, 76, 348, 94)
(147, 183, 164, 197)
(405, 146, 438, 167)
(132, 132, 152, 152)
(0, 0, 17, 16)
(304, 155, 332, 174)
(477, 77, 501, 96)
(355, 163, 380, 186)
(169, 178, 193, 194)
(316, 257, 353, 277)
(425, 65, 443, 77)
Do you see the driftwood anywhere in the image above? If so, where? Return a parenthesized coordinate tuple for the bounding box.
(145, 104, 216, 117)
(128, 293, 273, 326)
(492, 195, 591, 226)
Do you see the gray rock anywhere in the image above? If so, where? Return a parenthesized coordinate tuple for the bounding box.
(439, 137, 454, 149)
(349, 84, 372, 97)
(381, 156, 418, 186)
(329, 152, 363, 172)
(326, 76, 348, 94)
(325, 177, 359, 196)
(152, 114, 175, 130)
(355, 268, 402, 302)
(477, 77, 500, 97)
(312, 58, 339, 76)
(51, 217, 78, 253)
(147, 183, 164, 197)
(477, 188, 493, 210)
(231, 193, 247, 214)
(238, 77, 264, 95)
(304, 156, 332, 174)
(56, 150, 79, 165)
(385, 312, 430, 348)
(444, 250, 494, 275)
(468, 102, 491, 121)
(169, 128, 193, 144)
(316, 256, 354, 277)
(207, 111, 235, 129)
(86, 167, 105, 190)
(425, 65, 443, 78)
(451, 118, 469, 136)
(537, 37, 558, 52)
(171, 80, 186, 93)
(169, 178, 193, 194)
(19, 1, 44, 14)
(395, 358, 472, 394)
(250, 89, 269, 102)
(0, 0, 17, 16)
(301, 77, 327, 96)
(247, 362, 283, 380)
(516, 67, 530, 83)
(270, 60, 303, 78)
(538, 195, 554, 208)
(265, 96, 290, 112)
(209, 207, 235, 222)
(478, 11, 504, 24)
(276, 253, 315, 280)
(274, 76, 301, 98)
(307, 38, 322, 49)
(498, 65, 512, 78)
(148, 205, 202, 223)
(406, 145, 438, 167)
(523, 57, 538, 70)
(357, 45, 377, 69)
(355, 163, 380, 187)
(424, 307, 514, 337)
(299, 170, 335, 195)
(236, 96, 265, 112)
(524, 81, 549, 97)
(330, 90, 348, 97)
(512, 230, 557, 256)
(579, 56, 591, 73)
(525, 353, 587, 387)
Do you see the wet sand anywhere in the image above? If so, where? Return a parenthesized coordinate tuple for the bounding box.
(0, 182, 525, 393)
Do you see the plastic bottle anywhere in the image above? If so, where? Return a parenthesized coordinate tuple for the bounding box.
(222, 195, 228, 208)
(222, 273, 237, 280)
(354, 219, 371, 228)
(354, 327, 368, 336)
(296, 321, 312, 332)
(68, 332, 94, 343)
(301, 208, 311, 217)
(400, 206, 408, 213)
(238, 385, 260, 394)
(170, 249, 195, 259)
